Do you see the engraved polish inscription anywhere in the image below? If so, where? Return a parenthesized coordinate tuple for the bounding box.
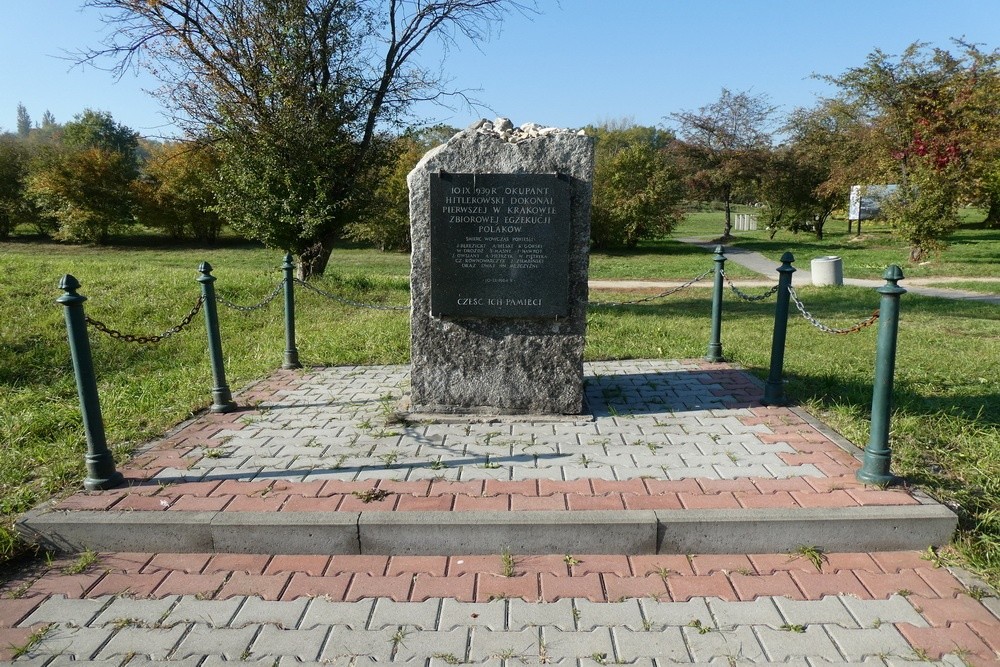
(430, 173, 571, 317)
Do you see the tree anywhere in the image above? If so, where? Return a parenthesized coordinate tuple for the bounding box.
(0, 136, 31, 237)
(346, 124, 458, 252)
(26, 110, 139, 242)
(669, 89, 777, 239)
(40, 110, 56, 129)
(27, 147, 137, 242)
(82, 0, 535, 277)
(756, 146, 837, 240)
(822, 41, 1000, 259)
(135, 141, 223, 242)
(16, 104, 31, 138)
(589, 122, 685, 249)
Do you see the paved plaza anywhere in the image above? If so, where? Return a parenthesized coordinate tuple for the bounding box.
(5, 360, 998, 665)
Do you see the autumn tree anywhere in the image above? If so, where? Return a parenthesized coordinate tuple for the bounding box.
(669, 89, 777, 239)
(26, 110, 139, 242)
(82, 0, 535, 277)
(136, 141, 223, 242)
(822, 41, 1000, 259)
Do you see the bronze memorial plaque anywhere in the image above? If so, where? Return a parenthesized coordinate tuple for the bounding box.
(430, 172, 572, 318)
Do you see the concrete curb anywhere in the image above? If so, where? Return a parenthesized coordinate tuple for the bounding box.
(18, 504, 956, 556)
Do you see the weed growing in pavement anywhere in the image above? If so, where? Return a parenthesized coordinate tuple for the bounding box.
(687, 619, 713, 634)
(390, 627, 410, 651)
(202, 447, 226, 459)
(500, 548, 516, 577)
(432, 653, 461, 665)
(430, 457, 448, 470)
(563, 555, 581, 566)
(789, 545, 827, 572)
(63, 550, 99, 575)
(10, 624, 51, 659)
(963, 586, 988, 601)
(779, 623, 806, 633)
(590, 652, 609, 665)
(352, 488, 391, 503)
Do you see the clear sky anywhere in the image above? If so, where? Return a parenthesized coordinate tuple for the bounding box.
(3, 1, 1000, 139)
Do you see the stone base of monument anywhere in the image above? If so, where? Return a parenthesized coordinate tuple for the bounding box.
(407, 119, 594, 416)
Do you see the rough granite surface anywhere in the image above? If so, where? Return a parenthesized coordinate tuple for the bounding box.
(408, 121, 594, 414)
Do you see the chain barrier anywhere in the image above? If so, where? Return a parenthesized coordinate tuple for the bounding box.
(787, 286, 880, 335)
(722, 269, 780, 302)
(85, 297, 205, 344)
(589, 269, 713, 307)
(216, 279, 285, 312)
(294, 278, 410, 311)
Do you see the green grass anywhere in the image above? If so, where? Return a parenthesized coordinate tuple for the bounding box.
(2, 233, 999, 590)
(678, 207, 1000, 284)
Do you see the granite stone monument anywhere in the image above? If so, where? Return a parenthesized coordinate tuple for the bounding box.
(408, 119, 594, 414)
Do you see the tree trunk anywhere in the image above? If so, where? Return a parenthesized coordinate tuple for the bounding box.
(847, 218, 853, 234)
(297, 240, 335, 280)
(909, 245, 926, 263)
(814, 218, 825, 241)
(983, 194, 1000, 228)
(722, 196, 733, 239)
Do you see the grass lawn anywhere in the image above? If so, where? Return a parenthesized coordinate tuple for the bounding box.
(1, 232, 998, 589)
(678, 207, 1000, 290)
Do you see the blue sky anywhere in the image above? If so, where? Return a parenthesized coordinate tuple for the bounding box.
(3, 1, 1000, 139)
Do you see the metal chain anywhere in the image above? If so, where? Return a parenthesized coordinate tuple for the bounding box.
(216, 279, 285, 312)
(722, 269, 780, 302)
(787, 286, 880, 335)
(589, 269, 713, 307)
(294, 278, 410, 311)
(85, 297, 205, 344)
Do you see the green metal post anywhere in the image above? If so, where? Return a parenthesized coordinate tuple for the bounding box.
(282, 253, 302, 369)
(197, 262, 236, 413)
(857, 265, 906, 486)
(762, 252, 796, 406)
(705, 245, 726, 362)
(57, 275, 124, 491)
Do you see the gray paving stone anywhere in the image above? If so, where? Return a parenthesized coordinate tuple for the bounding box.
(574, 599, 644, 630)
(164, 596, 244, 627)
(539, 628, 614, 659)
(774, 596, 857, 627)
(841, 595, 928, 628)
(230, 597, 309, 629)
(90, 596, 178, 628)
(439, 600, 507, 631)
(755, 625, 840, 662)
(707, 598, 784, 629)
(252, 625, 330, 661)
(639, 599, 712, 627)
(826, 625, 914, 661)
(429, 659, 504, 667)
(20, 595, 109, 627)
(174, 624, 258, 660)
(319, 626, 396, 661)
(96, 624, 188, 660)
(612, 627, 689, 662)
(369, 598, 442, 630)
(300, 598, 375, 630)
(20, 625, 112, 661)
(468, 628, 540, 662)
(393, 628, 470, 661)
(509, 598, 576, 630)
(684, 624, 765, 663)
(884, 655, 968, 666)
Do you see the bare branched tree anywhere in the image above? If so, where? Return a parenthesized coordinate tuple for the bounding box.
(80, 0, 535, 276)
